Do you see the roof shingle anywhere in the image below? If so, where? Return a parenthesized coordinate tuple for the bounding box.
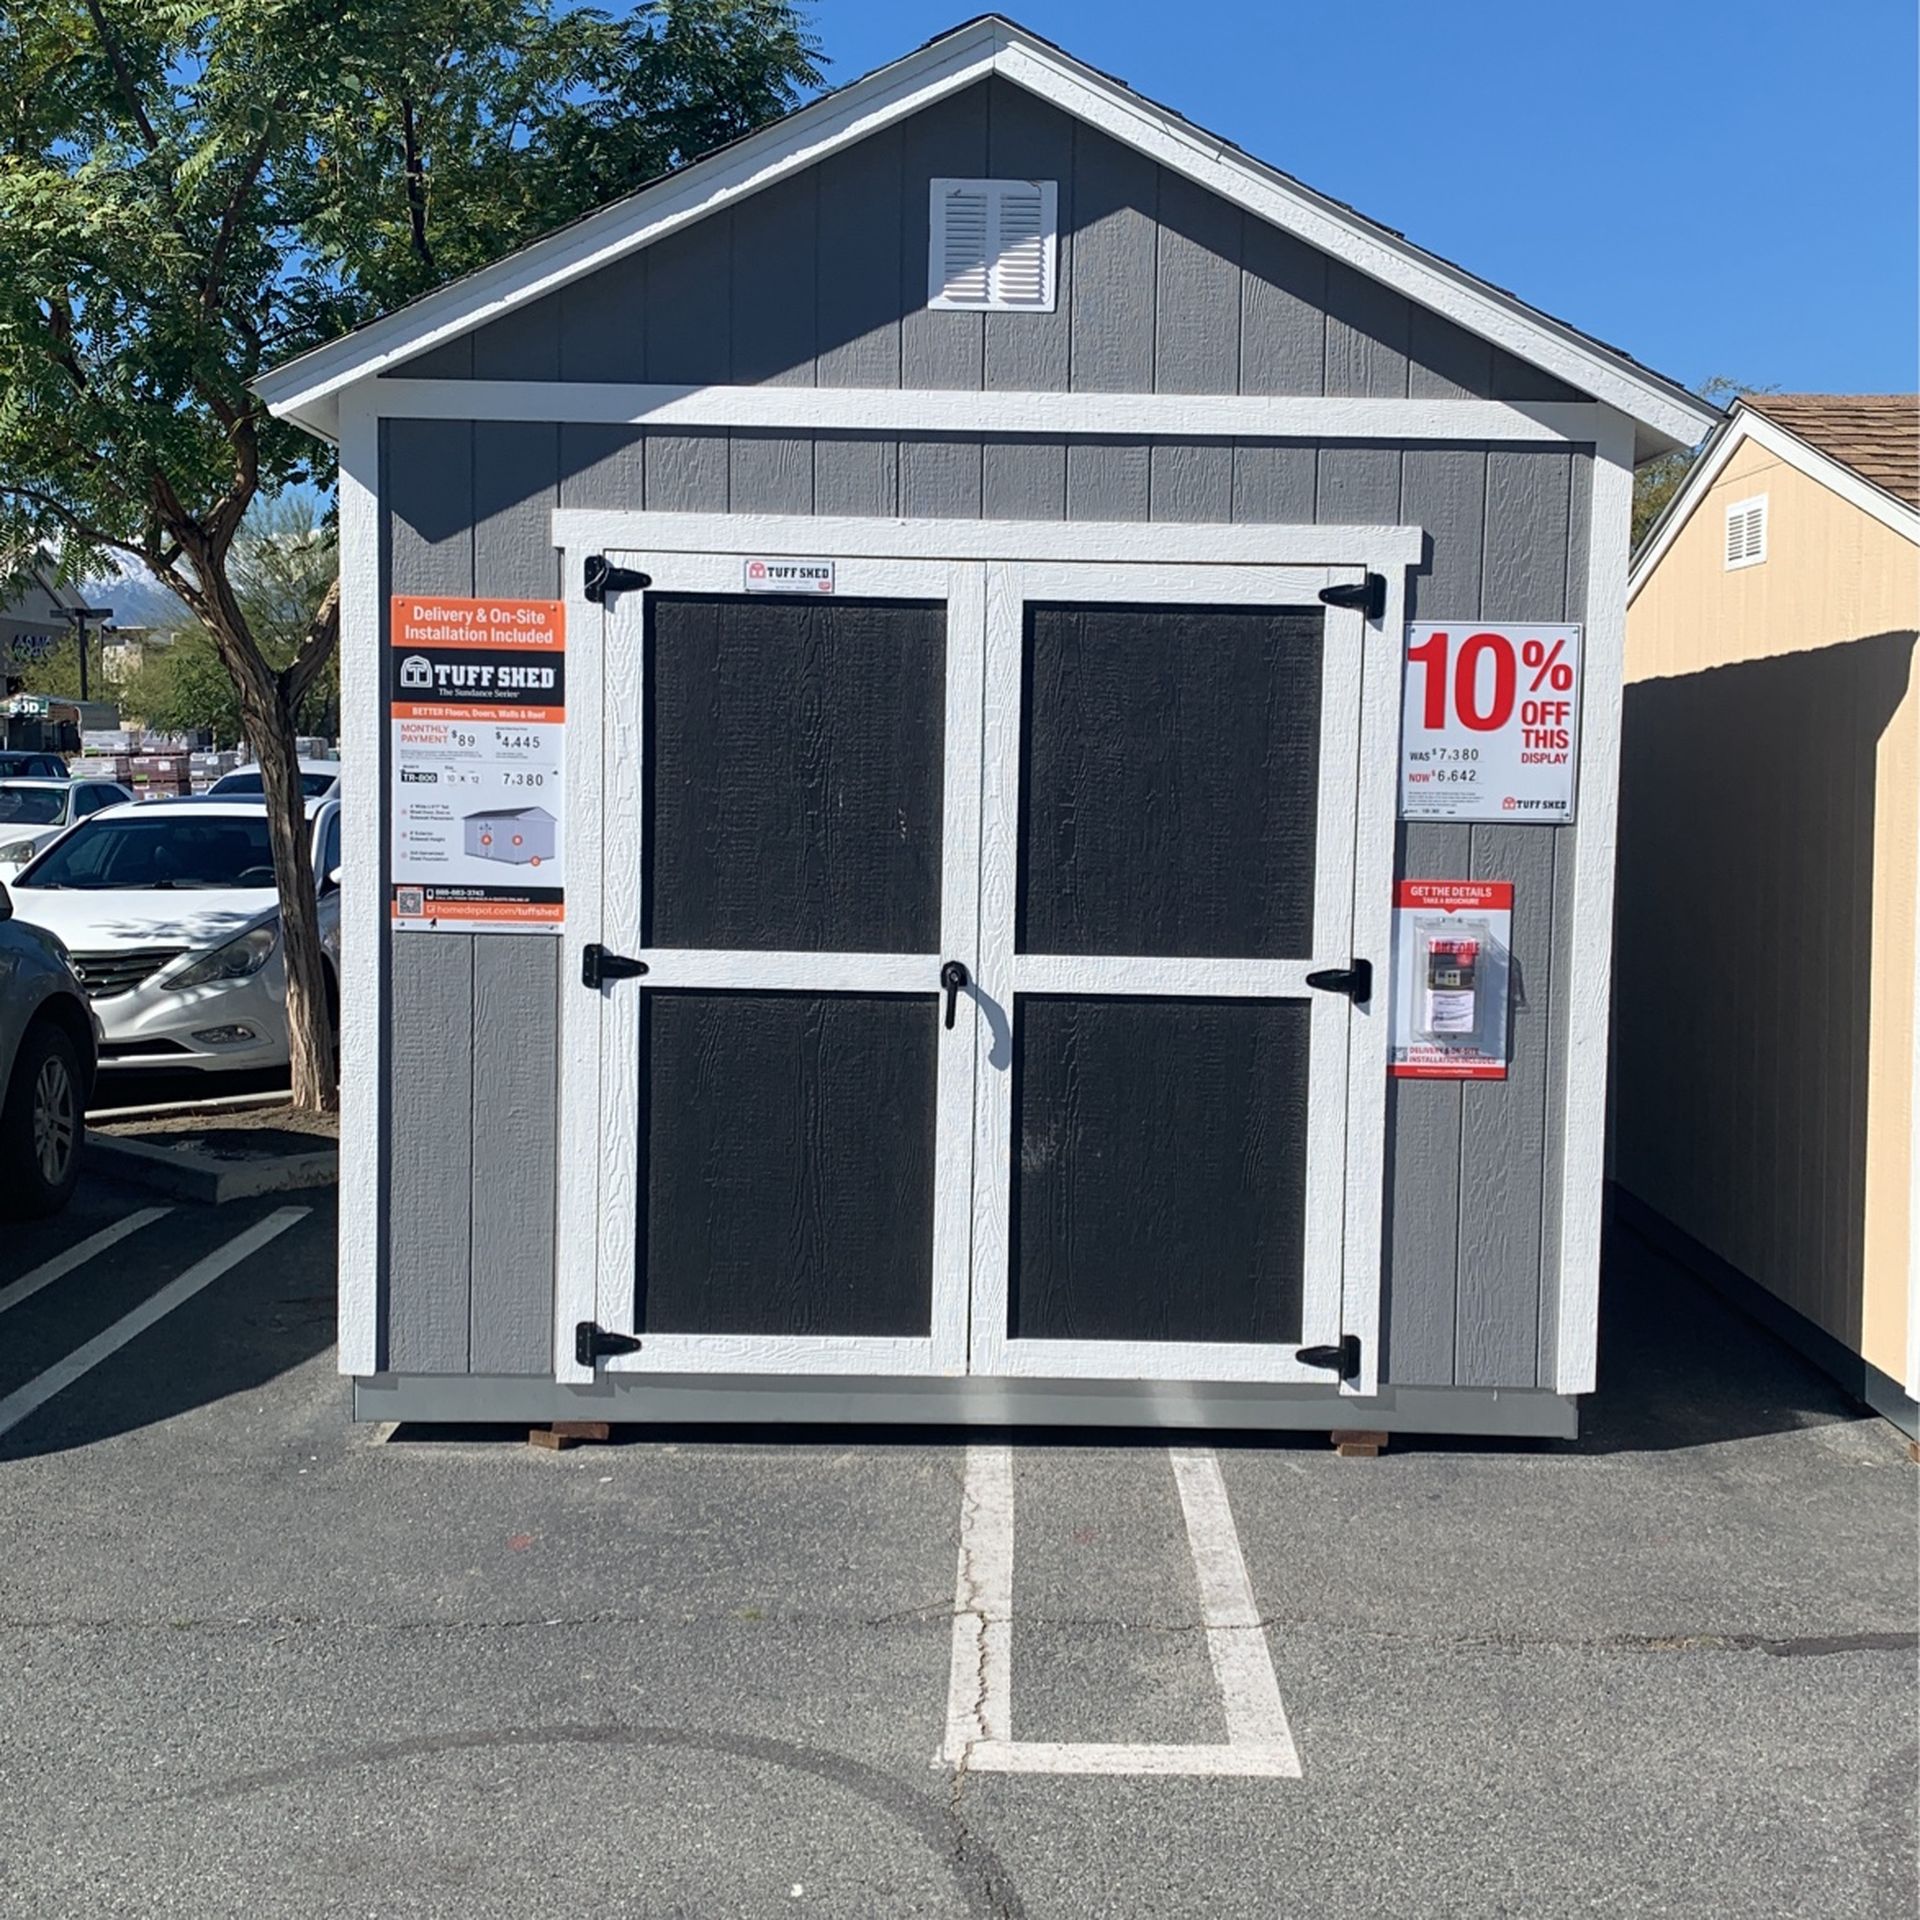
(1743, 394, 1918, 508)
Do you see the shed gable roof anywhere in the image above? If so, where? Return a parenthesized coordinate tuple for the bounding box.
(1629, 395, 1920, 601)
(257, 14, 1716, 457)
(1743, 395, 1918, 509)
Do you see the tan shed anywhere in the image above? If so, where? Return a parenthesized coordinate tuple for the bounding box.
(1618, 394, 1920, 1433)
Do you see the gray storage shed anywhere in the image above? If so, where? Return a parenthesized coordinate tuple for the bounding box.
(258, 17, 1716, 1435)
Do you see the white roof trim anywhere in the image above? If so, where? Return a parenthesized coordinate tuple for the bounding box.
(1629, 403, 1920, 603)
(258, 16, 1717, 456)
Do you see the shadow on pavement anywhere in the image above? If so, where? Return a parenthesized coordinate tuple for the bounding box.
(0, 1192, 338, 1463)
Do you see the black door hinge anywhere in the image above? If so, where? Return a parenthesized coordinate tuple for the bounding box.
(582, 943, 648, 989)
(1296, 1334, 1361, 1381)
(584, 555, 652, 604)
(576, 1322, 643, 1367)
(1319, 574, 1386, 623)
(1305, 959, 1372, 1003)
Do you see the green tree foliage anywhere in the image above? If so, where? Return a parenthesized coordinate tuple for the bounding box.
(0, 0, 819, 1106)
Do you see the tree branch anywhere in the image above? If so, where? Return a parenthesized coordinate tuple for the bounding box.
(282, 574, 341, 713)
(399, 93, 434, 270)
(201, 107, 284, 315)
(0, 483, 197, 608)
(81, 0, 161, 149)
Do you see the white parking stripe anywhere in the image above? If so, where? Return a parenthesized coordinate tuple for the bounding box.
(938, 1443, 1302, 1778)
(942, 1443, 1014, 1756)
(1169, 1449, 1301, 1765)
(0, 1207, 172, 1319)
(0, 1206, 308, 1442)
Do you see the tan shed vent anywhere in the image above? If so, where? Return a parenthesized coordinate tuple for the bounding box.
(1724, 494, 1768, 570)
(928, 179, 1057, 311)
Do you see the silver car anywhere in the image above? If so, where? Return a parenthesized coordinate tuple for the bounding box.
(0, 882, 97, 1216)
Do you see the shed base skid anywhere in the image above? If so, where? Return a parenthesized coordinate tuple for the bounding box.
(353, 1374, 1579, 1439)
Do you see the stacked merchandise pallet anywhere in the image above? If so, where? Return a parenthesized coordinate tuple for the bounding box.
(189, 749, 242, 792)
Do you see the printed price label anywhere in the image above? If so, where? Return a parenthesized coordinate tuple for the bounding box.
(1399, 623, 1582, 823)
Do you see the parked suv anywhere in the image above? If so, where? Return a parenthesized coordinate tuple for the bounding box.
(0, 881, 96, 1216)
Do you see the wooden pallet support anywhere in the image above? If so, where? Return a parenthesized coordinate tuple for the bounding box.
(1331, 1428, 1388, 1459)
(528, 1421, 614, 1451)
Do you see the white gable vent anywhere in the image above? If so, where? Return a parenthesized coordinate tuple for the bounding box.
(928, 178, 1058, 312)
(1724, 494, 1768, 570)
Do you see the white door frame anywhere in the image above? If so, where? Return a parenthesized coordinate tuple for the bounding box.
(968, 559, 1368, 1386)
(552, 513, 1421, 1391)
(566, 549, 983, 1380)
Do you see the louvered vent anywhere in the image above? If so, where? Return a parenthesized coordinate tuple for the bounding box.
(928, 179, 1057, 311)
(1724, 494, 1768, 570)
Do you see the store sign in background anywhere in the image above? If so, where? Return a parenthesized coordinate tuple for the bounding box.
(388, 596, 566, 933)
(1399, 622, 1582, 823)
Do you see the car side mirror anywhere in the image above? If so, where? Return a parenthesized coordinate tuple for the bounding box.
(322, 865, 343, 894)
(0, 881, 11, 921)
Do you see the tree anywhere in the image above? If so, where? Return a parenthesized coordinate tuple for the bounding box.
(1632, 377, 1772, 551)
(118, 494, 339, 742)
(0, 0, 820, 1110)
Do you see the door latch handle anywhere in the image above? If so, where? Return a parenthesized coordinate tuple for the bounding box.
(940, 960, 969, 1029)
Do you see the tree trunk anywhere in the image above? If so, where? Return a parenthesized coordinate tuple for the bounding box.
(248, 698, 336, 1113)
(201, 604, 337, 1115)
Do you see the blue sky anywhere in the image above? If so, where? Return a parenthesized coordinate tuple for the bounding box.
(816, 1, 1918, 397)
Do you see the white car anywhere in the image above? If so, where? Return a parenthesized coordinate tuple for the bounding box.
(5, 795, 342, 1075)
(0, 777, 136, 874)
(206, 760, 342, 799)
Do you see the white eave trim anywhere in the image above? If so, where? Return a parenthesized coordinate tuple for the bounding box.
(364, 378, 1606, 445)
(1630, 406, 1920, 602)
(256, 20, 1716, 457)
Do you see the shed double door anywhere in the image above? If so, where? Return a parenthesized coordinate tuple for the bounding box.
(577, 548, 1383, 1387)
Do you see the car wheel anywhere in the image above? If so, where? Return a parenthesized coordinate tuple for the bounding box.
(1, 1020, 84, 1219)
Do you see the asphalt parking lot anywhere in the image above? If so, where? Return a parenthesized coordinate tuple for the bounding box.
(0, 1172, 1913, 1919)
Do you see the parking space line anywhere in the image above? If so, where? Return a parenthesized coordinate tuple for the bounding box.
(0, 1206, 308, 1443)
(938, 1443, 1302, 1779)
(1169, 1449, 1301, 1765)
(0, 1207, 172, 1319)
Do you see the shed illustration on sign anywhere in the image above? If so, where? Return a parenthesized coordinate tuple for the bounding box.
(464, 805, 557, 866)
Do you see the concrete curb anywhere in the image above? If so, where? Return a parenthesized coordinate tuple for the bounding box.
(83, 1130, 339, 1205)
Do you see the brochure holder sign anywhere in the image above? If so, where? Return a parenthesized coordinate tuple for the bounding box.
(1390, 880, 1513, 1080)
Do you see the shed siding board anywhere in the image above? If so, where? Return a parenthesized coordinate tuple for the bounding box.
(468, 421, 562, 1376)
(730, 168, 817, 388)
(816, 129, 904, 389)
(368, 71, 1594, 1390)
(1068, 125, 1158, 394)
(983, 80, 1075, 392)
(900, 86, 989, 390)
(1452, 448, 1573, 1385)
(384, 418, 477, 1374)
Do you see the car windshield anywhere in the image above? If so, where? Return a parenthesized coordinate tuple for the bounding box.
(0, 755, 60, 779)
(209, 769, 336, 797)
(0, 785, 67, 826)
(18, 813, 277, 890)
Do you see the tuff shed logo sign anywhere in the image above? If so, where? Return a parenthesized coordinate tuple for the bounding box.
(388, 596, 567, 933)
(743, 557, 835, 594)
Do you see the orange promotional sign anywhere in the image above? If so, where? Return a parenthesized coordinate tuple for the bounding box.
(388, 597, 567, 934)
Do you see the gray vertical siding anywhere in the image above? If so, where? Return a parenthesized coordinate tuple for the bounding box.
(373, 70, 1595, 1389)
(428, 78, 1581, 409)
(382, 413, 561, 1377)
